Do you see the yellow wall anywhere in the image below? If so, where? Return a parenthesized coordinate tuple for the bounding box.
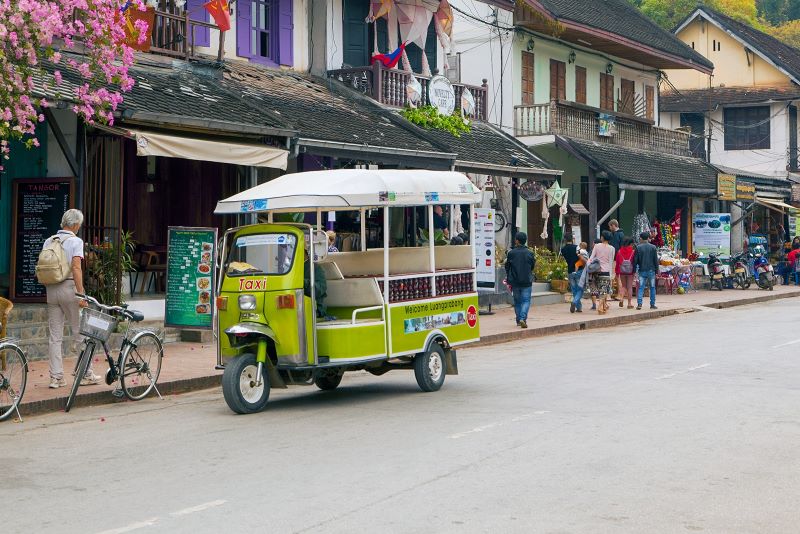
(665, 18, 791, 89)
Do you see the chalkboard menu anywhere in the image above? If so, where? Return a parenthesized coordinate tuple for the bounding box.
(165, 227, 217, 330)
(10, 179, 74, 302)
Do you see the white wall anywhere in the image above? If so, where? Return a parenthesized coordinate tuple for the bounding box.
(326, 0, 344, 70)
(450, 0, 514, 131)
(662, 102, 797, 178)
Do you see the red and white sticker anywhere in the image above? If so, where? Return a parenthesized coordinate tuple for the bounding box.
(467, 305, 478, 328)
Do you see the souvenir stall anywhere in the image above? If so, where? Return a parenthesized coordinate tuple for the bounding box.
(632, 209, 706, 294)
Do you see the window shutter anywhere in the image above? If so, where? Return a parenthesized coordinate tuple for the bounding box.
(600, 73, 614, 111)
(186, 0, 210, 47)
(550, 59, 558, 101)
(575, 66, 586, 104)
(558, 61, 566, 100)
(645, 85, 654, 120)
(620, 78, 634, 114)
(278, 0, 293, 66)
(521, 52, 534, 105)
(237, 0, 252, 58)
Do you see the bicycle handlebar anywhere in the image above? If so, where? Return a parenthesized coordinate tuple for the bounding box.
(75, 293, 140, 321)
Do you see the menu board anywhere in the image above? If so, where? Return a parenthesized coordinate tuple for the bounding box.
(165, 227, 217, 330)
(474, 208, 495, 290)
(10, 178, 74, 302)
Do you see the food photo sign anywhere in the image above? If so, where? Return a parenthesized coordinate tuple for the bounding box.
(692, 213, 731, 258)
(165, 226, 218, 330)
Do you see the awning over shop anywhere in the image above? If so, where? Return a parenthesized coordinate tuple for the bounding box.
(755, 196, 797, 213)
(556, 137, 717, 194)
(131, 130, 288, 170)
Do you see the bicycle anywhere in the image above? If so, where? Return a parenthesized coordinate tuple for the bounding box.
(65, 294, 164, 412)
(0, 337, 27, 422)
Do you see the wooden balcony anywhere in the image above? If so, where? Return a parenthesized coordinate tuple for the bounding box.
(148, 8, 217, 60)
(514, 100, 691, 157)
(327, 63, 489, 122)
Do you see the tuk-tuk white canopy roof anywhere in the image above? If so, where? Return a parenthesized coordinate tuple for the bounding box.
(214, 169, 482, 214)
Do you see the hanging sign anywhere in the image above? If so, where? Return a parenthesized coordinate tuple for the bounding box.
(736, 181, 755, 201)
(519, 180, 545, 202)
(598, 113, 616, 137)
(791, 183, 800, 204)
(428, 75, 456, 116)
(717, 173, 737, 201)
(474, 208, 495, 290)
(165, 226, 218, 330)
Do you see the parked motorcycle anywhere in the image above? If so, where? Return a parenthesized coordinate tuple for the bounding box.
(707, 252, 726, 291)
(752, 246, 775, 290)
(730, 252, 751, 290)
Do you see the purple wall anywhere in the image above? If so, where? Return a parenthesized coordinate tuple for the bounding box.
(186, 0, 210, 47)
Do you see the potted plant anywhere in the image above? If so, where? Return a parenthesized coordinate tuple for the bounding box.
(549, 259, 569, 293)
(533, 246, 555, 283)
(86, 230, 136, 305)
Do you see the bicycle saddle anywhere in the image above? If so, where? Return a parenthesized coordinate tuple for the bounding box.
(129, 310, 145, 322)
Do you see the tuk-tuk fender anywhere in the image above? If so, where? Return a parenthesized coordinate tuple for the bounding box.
(225, 322, 279, 346)
(422, 330, 458, 376)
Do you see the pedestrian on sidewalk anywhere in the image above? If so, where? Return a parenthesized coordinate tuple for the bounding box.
(588, 231, 615, 314)
(634, 231, 659, 310)
(608, 220, 625, 300)
(560, 235, 579, 274)
(505, 232, 535, 328)
(569, 247, 590, 313)
(615, 236, 636, 309)
(43, 209, 101, 389)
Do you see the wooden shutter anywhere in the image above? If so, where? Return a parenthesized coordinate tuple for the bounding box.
(236, 0, 252, 58)
(278, 0, 293, 65)
(550, 59, 566, 101)
(620, 79, 635, 114)
(575, 66, 586, 104)
(186, 0, 210, 47)
(600, 73, 614, 111)
(521, 52, 535, 105)
(645, 85, 654, 120)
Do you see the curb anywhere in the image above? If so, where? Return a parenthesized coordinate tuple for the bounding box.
(17, 374, 222, 419)
(13, 290, 798, 418)
(474, 289, 799, 348)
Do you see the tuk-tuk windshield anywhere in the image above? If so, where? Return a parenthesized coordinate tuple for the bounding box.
(225, 233, 297, 276)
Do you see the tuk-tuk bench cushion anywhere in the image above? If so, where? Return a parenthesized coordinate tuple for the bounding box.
(435, 245, 473, 270)
(324, 246, 473, 278)
(319, 261, 344, 280)
(326, 278, 383, 308)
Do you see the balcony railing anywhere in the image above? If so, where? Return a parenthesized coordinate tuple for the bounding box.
(327, 63, 489, 122)
(148, 8, 217, 60)
(514, 100, 691, 157)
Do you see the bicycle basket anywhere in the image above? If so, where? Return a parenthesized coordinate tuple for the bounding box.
(80, 308, 118, 342)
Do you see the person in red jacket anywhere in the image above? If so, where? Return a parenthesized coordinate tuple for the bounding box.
(615, 236, 636, 309)
(788, 243, 800, 285)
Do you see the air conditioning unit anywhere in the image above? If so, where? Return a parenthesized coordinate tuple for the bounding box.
(445, 53, 461, 83)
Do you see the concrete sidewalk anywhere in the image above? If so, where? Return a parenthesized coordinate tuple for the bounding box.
(10, 284, 800, 418)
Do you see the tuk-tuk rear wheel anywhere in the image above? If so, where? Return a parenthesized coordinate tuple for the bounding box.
(314, 372, 343, 391)
(222, 354, 270, 414)
(414, 343, 446, 392)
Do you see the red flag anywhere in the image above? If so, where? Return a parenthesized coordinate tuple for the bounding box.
(204, 0, 231, 32)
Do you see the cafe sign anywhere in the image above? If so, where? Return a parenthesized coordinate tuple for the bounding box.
(717, 173, 736, 201)
(736, 181, 756, 201)
(428, 75, 456, 116)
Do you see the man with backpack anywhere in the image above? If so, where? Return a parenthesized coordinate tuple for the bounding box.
(38, 209, 101, 389)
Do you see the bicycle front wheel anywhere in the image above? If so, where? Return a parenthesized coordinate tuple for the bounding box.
(120, 331, 163, 401)
(65, 342, 93, 413)
(0, 343, 27, 422)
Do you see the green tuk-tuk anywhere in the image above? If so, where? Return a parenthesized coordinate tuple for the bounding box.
(213, 169, 482, 413)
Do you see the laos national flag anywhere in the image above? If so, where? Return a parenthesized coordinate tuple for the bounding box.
(370, 43, 406, 69)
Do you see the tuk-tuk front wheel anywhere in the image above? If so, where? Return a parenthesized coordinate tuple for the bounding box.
(414, 344, 446, 392)
(222, 354, 270, 414)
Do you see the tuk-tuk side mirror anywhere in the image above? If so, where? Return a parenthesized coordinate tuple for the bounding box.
(312, 230, 328, 261)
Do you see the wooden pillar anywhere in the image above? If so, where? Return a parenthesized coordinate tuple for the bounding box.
(588, 168, 598, 247)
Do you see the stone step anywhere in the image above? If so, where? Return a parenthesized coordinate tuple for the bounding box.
(532, 291, 567, 307)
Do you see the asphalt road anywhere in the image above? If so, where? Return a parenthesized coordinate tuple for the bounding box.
(3, 299, 800, 534)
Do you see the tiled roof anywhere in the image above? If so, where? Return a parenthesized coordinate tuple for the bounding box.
(560, 137, 718, 192)
(36, 54, 290, 136)
(660, 86, 800, 113)
(529, 0, 713, 70)
(221, 62, 445, 154)
(403, 119, 559, 174)
(691, 7, 800, 84)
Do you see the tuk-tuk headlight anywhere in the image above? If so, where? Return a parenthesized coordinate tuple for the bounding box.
(238, 294, 257, 310)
